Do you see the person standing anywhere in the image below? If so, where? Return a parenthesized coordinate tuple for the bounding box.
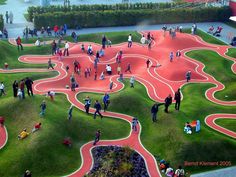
(68, 105, 73, 120)
(130, 76, 135, 88)
(102, 35, 107, 49)
(70, 74, 76, 91)
(176, 50, 181, 58)
(16, 36, 23, 51)
(0, 82, 6, 96)
(39, 100, 46, 117)
(128, 34, 132, 48)
(125, 63, 131, 73)
(9, 11, 13, 24)
(12, 80, 18, 97)
(84, 96, 91, 114)
(20, 79, 25, 99)
(132, 117, 139, 131)
(5, 11, 9, 24)
(164, 94, 172, 113)
(186, 71, 191, 82)
(151, 103, 164, 122)
(93, 129, 101, 145)
(140, 35, 146, 47)
(25, 77, 34, 96)
(63, 41, 69, 56)
(109, 81, 113, 91)
(146, 59, 150, 68)
(174, 88, 181, 111)
(103, 93, 110, 112)
(63, 24, 68, 35)
(51, 40, 57, 55)
(170, 52, 174, 62)
(48, 58, 54, 69)
(94, 100, 103, 119)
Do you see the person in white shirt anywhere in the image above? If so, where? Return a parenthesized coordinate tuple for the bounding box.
(106, 64, 112, 75)
(87, 45, 93, 55)
(35, 38, 41, 46)
(140, 35, 146, 47)
(63, 41, 69, 56)
(128, 34, 132, 48)
(0, 82, 6, 96)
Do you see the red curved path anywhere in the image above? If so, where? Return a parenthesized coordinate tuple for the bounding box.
(1, 31, 236, 176)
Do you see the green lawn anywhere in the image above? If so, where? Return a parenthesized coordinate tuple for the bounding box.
(183, 28, 227, 45)
(186, 50, 236, 101)
(0, 0, 6, 5)
(0, 73, 129, 177)
(215, 119, 236, 133)
(226, 48, 236, 58)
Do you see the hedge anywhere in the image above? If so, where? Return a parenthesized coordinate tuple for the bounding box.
(27, 2, 194, 22)
(34, 7, 231, 29)
(0, 15, 3, 30)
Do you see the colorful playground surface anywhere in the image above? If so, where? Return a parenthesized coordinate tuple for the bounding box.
(0, 29, 235, 176)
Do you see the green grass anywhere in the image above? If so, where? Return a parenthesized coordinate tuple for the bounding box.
(0, 0, 6, 5)
(226, 48, 236, 58)
(183, 28, 227, 45)
(215, 119, 236, 133)
(0, 73, 129, 177)
(20, 31, 142, 44)
(186, 50, 236, 101)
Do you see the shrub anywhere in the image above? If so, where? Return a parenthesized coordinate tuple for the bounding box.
(33, 7, 231, 29)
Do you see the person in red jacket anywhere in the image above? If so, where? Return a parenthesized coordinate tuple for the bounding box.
(32, 122, 41, 133)
(0, 116, 5, 127)
(54, 25, 59, 37)
(16, 36, 23, 51)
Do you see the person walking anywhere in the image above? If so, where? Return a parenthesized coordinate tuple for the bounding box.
(164, 94, 172, 113)
(51, 40, 57, 55)
(20, 79, 25, 99)
(140, 35, 146, 47)
(9, 11, 13, 24)
(25, 77, 34, 96)
(68, 105, 73, 120)
(5, 11, 9, 24)
(12, 80, 18, 97)
(186, 71, 191, 82)
(151, 103, 164, 122)
(93, 129, 101, 145)
(48, 58, 54, 69)
(16, 36, 23, 51)
(125, 63, 131, 73)
(146, 59, 150, 68)
(84, 96, 91, 114)
(103, 93, 110, 112)
(39, 100, 46, 117)
(128, 34, 132, 48)
(132, 117, 139, 131)
(102, 35, 107, 49)
(109, 81, 113, 90)
(63, 41, 69, 56)
(70, 74, 76, 91)
(130, 76, 135, 88)
(176, 50, 181, 58)
(94, 100, 103, 119)
(174, 88, 181, 111)
(170, 52, 174, 62)
(0, 82, 6, 96)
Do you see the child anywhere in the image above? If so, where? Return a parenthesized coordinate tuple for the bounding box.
(81, 43, 85, 52)
(184, 122, 192, 134)
(32, 122, 42, 133)
(100, 72, 105, 80)
(47, 91, 55, 101)
(117, 65, 121, 75)
(94, 71, 97, 80)
(39, 100, 46, 117)
(58, 50, 62, 60)
(107, 39, 112, 47)
(0, 82, 6, 96)
(17, 88, 23, 99)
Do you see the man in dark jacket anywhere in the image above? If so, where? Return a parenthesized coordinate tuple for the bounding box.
(25, 77, 34, 96)
(94, 100, 103, 119)
(151, 103, 164, 122)
(174, 88, 181, 110)
(164, 94, 172, 113)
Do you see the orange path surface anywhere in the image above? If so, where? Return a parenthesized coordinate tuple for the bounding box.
(1, 31, 236, 176)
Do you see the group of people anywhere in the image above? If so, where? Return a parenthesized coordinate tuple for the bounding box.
(208, 25, 223, 37)
(159, 160, 185, 177)
(12, 78, 34, 99)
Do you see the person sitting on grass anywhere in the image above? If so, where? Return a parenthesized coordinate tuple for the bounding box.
(32, 122, 42, 133)
(184, 122, 192, 134)
(63, 137, 72, 147)
(18, 128, 29, 140)
(175, 165, 185, 177)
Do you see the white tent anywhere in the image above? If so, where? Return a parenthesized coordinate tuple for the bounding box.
(229, 16, 236, 22)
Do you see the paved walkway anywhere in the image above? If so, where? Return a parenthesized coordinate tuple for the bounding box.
(2, 22, 236, 45)
(191, 166, 236, 177)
